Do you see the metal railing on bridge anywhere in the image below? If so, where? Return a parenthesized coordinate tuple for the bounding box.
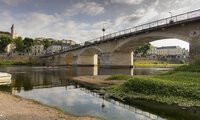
(52, 9, 200, 56)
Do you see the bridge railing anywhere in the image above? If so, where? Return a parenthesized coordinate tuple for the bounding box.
(62, 9, 200, 53)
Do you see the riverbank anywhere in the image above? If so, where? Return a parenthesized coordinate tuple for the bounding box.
(103, 65, 200, 107)
(72, 75, 125, 87)
(0, 91, 99, 120)
(0, 61, 41, 66)
(134, 59, 185, 67)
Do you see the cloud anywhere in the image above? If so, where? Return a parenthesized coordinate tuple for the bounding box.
(111, 0, 144, 5)
(64, 1, 104, 16)
(0, 0, 27, 6)
(18, 12, 59, 29)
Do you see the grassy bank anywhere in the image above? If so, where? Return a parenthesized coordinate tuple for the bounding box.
(134, 61, 185, 67)
(105, 65, 200, 107)
(106, 74, 130, 80)
(0, 61, 41, 66)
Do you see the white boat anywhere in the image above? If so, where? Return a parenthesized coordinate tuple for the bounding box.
(0, 72, 12, 85)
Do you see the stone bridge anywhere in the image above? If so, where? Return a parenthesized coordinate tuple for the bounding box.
(44, 9, 200, 67)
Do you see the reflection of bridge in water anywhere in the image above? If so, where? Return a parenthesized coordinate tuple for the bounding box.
(77, 87, 164, 120)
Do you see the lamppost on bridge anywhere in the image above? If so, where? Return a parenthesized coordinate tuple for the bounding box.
(169, 12, 174, 23)
(102, 23, 107, 41)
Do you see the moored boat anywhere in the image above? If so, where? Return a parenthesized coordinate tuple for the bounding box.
(0, 72, 12, 85)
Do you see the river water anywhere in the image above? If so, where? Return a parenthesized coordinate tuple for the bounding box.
(0, 66, 199, 120)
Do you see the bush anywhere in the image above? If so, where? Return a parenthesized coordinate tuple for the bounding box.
(118, 77, 200, 100)
(194, 57, 200, 65)
(173, 65, 200, 72)
(180, 60, 186, 64)
(106, 74, 130, 80)
(0, 61, 41, 66)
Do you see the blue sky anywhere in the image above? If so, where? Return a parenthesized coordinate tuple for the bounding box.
(0, 0, 200, 50)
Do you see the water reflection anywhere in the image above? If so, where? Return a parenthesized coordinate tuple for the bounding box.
(0, 66, 173, 93)
(72, 66, 98, 76)
(0, 66, 198, 120)
(71, 66, 172, 76)
(15, 86, 163, 120)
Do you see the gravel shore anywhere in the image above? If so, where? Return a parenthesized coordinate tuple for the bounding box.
(0, 92, 99, 120)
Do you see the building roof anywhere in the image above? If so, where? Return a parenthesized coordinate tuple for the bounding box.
(52, 42, 61, 46)
(35, 42, 42, 45)
(62, 43, 70, 46)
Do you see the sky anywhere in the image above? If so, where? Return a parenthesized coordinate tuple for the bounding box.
(0, 0, 199, 50)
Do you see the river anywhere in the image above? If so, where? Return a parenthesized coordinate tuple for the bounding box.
(0, 66, 199, 120)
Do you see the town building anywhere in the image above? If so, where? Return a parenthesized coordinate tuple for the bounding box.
(47, 43, 62, 54)
(32, 41, 44, 56)
(62, 39, 76, 45)
(61, 43, 71, 51)
(156, 46, 189, 58)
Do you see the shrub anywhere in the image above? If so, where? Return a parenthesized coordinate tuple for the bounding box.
(173, 65, 200, 72)
(106, 74, 130, 80)
(118, 77, 200, 100)
(180, 60, 186, 64)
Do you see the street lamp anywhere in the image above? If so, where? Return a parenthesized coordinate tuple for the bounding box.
(169, 12, 174, 23)
(169, 12, 172, 18)
(102, 23, 107, 41)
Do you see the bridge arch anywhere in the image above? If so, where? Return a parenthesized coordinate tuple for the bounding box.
(78, 46, 102, 56)
(112, 32, 191, 53)
(60, 52, 75, 65)
(54, 54, 62, 65)
(77, 46, 102, 66)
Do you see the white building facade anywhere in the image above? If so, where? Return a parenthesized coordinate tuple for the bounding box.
(47, 43, 62, 54)
(32, 42, 44, 56)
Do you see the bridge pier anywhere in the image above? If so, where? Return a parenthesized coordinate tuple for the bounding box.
(190, 36, 200, 64)
(100, 52, 133, 67)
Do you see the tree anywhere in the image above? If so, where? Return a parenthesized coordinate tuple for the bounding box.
(14, 37, 24, 52)
(41, 39, 51, 49)
(23, 37, 34, 52)
(134, 43, 151, 56)
(84, 41, 91, 45)
(0, 35, 11, 53)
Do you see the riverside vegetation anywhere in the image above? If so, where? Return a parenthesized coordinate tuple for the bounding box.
(0, 61, 41, 66)
(104, 65, 200, 107)
(134, 61, 185, 67)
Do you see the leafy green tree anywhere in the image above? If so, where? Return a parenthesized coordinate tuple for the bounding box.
(134, 43, 151, 56)
(42, 39, 51, 49)
(14, 37, 24, 52)
(23, 37, 34, 52)
(57, 40, 62, 44)
(84, 41, 91, 45)
(0, 35, 11, 53)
